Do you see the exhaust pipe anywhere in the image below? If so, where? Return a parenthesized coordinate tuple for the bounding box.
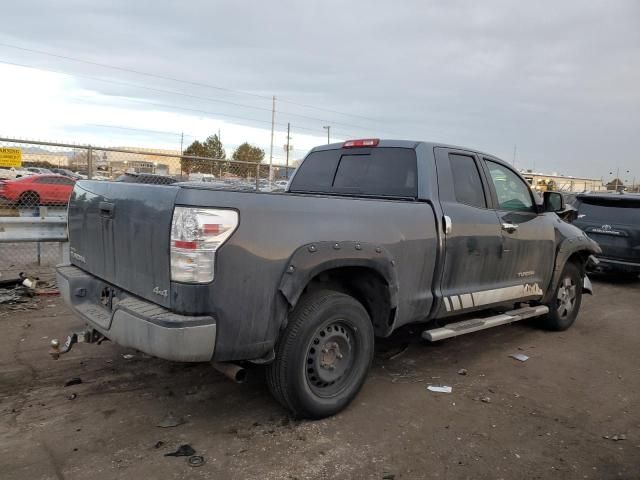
(211, 362, 247, 383)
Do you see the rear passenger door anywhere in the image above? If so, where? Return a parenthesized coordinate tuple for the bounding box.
(434, 148, 504, 315)
(481, 158, 555, 298)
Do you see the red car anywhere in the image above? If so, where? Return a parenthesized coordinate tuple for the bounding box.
(0, 174, 76, 206)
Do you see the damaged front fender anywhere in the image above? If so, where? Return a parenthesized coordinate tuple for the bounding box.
(542, 224, 601, 304)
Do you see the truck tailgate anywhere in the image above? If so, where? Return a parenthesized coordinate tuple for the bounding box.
(68, 180, 179, 307)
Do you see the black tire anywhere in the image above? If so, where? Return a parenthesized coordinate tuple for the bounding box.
(19, 191, 40, 207)
(266, 290, 374, 419)
(542, 262, 583, 331)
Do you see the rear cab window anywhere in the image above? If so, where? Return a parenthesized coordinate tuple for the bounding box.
(289, 147, 417, 198)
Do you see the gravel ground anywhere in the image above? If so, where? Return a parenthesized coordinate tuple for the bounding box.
(0, 275, 638, 479)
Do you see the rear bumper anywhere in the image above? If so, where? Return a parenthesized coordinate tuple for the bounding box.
(56, 265, 217, 362)
(590, 256, 640, 274)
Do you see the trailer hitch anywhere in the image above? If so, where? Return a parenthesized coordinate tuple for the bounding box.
(49, 329, 107, 359)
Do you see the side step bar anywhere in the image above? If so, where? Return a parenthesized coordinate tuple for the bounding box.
(422, 305, 549, 342)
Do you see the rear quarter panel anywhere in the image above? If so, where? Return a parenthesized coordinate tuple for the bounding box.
(174, 188, 438, 361)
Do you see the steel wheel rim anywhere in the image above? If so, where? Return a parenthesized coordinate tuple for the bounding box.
(305, 320, 357, 398)
(556, 276, 577, 319)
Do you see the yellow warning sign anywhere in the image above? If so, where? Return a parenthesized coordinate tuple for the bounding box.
(0, 148, 22, 168)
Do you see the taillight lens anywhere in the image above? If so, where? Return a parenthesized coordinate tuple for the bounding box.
(170, 207, 238, 283)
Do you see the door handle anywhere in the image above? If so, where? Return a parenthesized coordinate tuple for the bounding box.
(501, 222, 518, 233)
(443, 215, 452, 234)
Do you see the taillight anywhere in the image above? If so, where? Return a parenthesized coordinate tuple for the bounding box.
(343, 138, 379, 148)
(170, 207, 238, 283)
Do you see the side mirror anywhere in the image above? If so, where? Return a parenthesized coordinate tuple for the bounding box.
(543, 191, 565, 212)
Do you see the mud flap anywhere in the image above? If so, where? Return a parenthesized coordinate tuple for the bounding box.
(583, 275, 593, 295)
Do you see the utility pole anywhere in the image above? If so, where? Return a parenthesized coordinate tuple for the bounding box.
(87, 145, 93, 179)
(323, 125, 331, 144)
(286, 122, 291, 178)
(179, 132, 184, 178)
(512, 144, 517, 168)
(269, 95, 275, 182)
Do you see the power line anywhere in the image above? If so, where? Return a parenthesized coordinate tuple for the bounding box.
(0, 59, 379, 132)
(69, 93, 365, 138)
(88, 124, 198, 138)
(0, 42, 382, 123)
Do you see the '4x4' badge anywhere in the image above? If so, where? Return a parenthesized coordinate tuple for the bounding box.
(153, 287, 168, 297)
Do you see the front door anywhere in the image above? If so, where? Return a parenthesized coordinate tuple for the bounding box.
(481, 158, 555, 299)
(434, 148, 504, 316)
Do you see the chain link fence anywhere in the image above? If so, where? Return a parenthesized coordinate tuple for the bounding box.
(0, 137, 292, 276)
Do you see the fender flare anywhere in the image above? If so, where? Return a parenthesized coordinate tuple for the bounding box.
(278, 241, 399, 310)
(542, 234, 601, 303)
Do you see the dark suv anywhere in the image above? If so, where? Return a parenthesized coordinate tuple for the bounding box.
(573, 193, 640, 277)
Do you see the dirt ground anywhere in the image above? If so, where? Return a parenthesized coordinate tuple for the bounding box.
(1, 276, 639, 480)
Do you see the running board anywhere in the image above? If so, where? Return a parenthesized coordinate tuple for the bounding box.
(422, 305, 549, 342)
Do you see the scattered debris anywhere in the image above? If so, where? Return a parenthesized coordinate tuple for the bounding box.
(510, 353, 529, 362)
(427, 385, 452, 394)
(21, 274, 39, 289)
(153, 441, 165, 449)
(67, 393, 77, 400)
(122, 354, 135, 360)
(188, 455, 205, 467)
(64, 378, 82, 387)
(0, 274, 58, 307)
(481, 397, 491, 403)
(164, 444, 196, 457)
(382, 473, 395, 480)
(457, 368, 468, 376)
(603, 434, 627, 441)
(0, 286, 31, 304)
(0, 277, 22, 288)
(157, 412, 185, 428)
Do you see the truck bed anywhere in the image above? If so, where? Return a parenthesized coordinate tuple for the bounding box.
(68, 180, 438, 360)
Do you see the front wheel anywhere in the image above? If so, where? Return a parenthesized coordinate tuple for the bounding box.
(542, 262, 583, 331)
(266, 290, 374, 419)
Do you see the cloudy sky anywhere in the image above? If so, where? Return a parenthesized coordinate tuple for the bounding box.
(1, 0, 638, 179)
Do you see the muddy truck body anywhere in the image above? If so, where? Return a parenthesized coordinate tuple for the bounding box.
(56, 139, 600, 418)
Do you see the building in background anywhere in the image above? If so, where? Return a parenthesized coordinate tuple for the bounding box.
(103, 147, 180, 175)
(520, 171, 605, 192)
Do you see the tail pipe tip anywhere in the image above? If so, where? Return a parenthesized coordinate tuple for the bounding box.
(211, 362, 247, 383)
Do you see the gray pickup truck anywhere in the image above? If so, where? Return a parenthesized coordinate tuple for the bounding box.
(56, 139, 600, 418)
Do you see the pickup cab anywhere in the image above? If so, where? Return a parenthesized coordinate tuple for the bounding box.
(56, 139, 600, 418)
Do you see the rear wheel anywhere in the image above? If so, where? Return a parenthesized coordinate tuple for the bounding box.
(266, 290, 374, 419)
(19, 191, 40, 207)
(542, 262, 583, 331)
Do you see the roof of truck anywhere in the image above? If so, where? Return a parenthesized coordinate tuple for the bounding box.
(310, 139, 503, 160)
